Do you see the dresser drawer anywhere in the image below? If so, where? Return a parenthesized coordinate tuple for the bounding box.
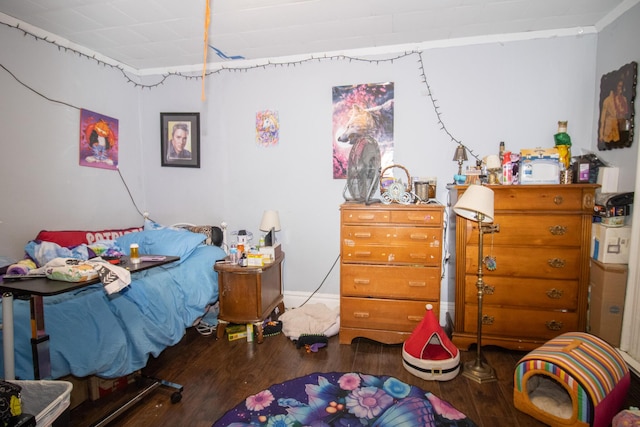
(464, 306, 578, 340)
(342, 243, 441, 265)
(462, 214, 583, 247)
(342, 207, 443, 226)
(489, 186, 591, 211)
(341, 297, 438, 332)
(465, 246, 581, 280)
(463, 275, 578, 310)
(341, 264, 440, 300)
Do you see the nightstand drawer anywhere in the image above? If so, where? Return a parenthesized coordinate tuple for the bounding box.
(341, 297, 438, 332)
(341, 264, 440, 300)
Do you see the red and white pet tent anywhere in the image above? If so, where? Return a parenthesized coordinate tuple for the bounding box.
(402, 304, 460, 381)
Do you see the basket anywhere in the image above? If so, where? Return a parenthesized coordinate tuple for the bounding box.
(380, 164, 412, 194)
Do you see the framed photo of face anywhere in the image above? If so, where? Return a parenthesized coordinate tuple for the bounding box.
(161, 112, 200, 167)
(597, 62, 637, 150)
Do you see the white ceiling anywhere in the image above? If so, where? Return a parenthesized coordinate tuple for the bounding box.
(0, 0, 633, 72)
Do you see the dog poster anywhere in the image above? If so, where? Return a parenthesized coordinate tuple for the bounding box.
(79, 109, 119, 170)
(332, 82, 394, 179)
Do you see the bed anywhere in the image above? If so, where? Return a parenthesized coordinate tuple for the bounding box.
(0, 221, 227, 381)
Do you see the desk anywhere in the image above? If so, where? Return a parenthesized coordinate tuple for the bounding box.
(0, 256, 179, 380)
(214, 252, 284, 343)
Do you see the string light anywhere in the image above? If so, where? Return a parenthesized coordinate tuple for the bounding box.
(1, 20, 478, 157)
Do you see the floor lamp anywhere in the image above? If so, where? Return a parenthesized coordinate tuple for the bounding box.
(453, 184, 499, 383)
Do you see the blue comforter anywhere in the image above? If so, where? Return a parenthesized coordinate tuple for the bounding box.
(0, 244, 226, 379)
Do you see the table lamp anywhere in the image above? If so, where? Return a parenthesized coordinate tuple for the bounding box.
(453, 184, 499, 383)
(259, 210, 281, 246)
(453, 144, 468, 184)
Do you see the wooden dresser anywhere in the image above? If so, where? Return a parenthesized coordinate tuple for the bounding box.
(339, 202, 445, 344)
(451, 184, 598, 351)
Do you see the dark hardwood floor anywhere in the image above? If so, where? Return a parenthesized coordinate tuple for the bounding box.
(69, 327, 639, 427)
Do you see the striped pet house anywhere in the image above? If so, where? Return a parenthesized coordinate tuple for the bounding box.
(514, 332, 630, 427)
(402, 304, 460, 381)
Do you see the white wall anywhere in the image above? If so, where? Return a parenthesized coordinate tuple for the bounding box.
(0, 16, 619, 315)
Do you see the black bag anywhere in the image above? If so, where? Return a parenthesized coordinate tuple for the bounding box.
(0, 381, 22, 425)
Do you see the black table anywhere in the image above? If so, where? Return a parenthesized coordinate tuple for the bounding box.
(0, 255, 179, 380)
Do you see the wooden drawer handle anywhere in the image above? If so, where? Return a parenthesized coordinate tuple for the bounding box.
(355, 214, 375, 220)
(409, 253, 427, 260)
(548, 258, 566, 268)
(554, 195, 564, 205)
(546, 288, 564, 299)
(354, 251, 372, 257)
(482, 315, 494, 325)
(353, 312, 370, 318)
(354, 232, 372, 238)
(548, 225, 567, 235)
(546, 320, 563, 331)
(410, 233, 428, 240)
(353, 278, 370, 285)
(408, 315, 422, 322)
(407, 214, 433, 222)
(408, 281, 426, 287)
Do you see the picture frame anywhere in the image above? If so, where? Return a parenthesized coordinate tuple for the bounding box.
(597, 62, 637, 151)
(161, 112, 200, 167)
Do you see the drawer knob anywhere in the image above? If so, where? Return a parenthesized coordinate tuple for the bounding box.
(548, 258, 566, 268)
(546, 288, 564, 299)
(354, 312, 370, 318)
(482, 315, 494, 325)
(545, 320, 563, 331)
(553, 195, 564, 205)
(483, 284, 495, 295)
(548, 225, 567, 235)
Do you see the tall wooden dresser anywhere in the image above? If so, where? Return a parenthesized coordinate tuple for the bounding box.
(339, 202, 445, 344)
(451, 184, 598, 351)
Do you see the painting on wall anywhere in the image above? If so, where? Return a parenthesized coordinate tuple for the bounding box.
(597, 61, 637, 150)
(79, 109, 119, 170)
(332, 82, 394, 179)
(256, 110, 280, 147)
(161, 112, 200, 168)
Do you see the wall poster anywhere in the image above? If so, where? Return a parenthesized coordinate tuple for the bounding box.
(332, 82, 394, 179)
(597, 61, 637, 150)
(79, 109, 119, 170)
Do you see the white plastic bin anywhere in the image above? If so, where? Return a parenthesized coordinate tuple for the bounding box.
(11, 380, 72, 427)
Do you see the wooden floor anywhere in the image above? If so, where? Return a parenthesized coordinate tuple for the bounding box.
(69, 327, 639, 427)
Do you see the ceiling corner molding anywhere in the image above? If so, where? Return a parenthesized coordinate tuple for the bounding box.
(596, 0, 640, 31)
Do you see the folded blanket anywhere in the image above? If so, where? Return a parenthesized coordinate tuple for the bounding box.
(30, 257, 131, 294)
(279, 303, 340, 340)
(6, 259, 37, 275)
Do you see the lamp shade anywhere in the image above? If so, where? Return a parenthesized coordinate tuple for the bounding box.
(259, 210, 281, 232)
(452, 145, 468, 162)
(453, 184, 494, 223)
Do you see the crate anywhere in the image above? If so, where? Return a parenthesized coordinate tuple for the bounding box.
(12, 380, 72, 427)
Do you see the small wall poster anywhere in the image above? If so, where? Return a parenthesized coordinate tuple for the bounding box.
(79, 109, 119, 170)
(256, 110, 280, 147)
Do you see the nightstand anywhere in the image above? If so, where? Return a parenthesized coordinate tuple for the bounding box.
(214, 252, 285, 343)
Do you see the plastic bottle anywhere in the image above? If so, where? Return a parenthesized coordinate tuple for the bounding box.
(554, 121, 572, 170)
(502, 151, 513, 185)
(229, 246, 238, 264)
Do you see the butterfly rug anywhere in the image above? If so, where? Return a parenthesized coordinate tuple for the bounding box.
(212, 371, 477, 426)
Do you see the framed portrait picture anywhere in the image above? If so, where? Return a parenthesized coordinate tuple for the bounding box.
(161, 112, 200, 167)
(597, 62, 637, 151)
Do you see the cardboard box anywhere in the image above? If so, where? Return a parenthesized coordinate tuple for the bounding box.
(597, 167, 620, 193)
(591, 223, 632, 263)
(226, 324, 248, 341)
(60, 375, 89, 409)
(258, 243, 282, 264)
(589, 259, 627, 347)
(88, 371, 139, 401)
(519, 147, 560, 184)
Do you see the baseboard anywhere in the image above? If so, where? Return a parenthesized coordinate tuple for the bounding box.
(282, 291, 455, 326)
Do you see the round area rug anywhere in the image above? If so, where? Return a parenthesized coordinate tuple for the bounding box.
(213, 371, 477, 426)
